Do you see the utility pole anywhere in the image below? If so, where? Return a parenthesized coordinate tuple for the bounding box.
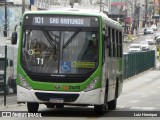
(3, 0, 7, 37)
(100, 0, 102, 12)
(70, 0, 74, 8)
(145, 0, 148, 27)
(22, 0, 25, 14)
(131, 0, 140, 35)
(159, 0, 160, 22)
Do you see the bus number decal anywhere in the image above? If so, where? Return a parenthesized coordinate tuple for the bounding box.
(62, 85, 80, 90)
(69, 86, 80, 90)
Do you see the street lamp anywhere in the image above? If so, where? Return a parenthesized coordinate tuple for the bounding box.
(145, 0, 148, 27)
(124, 4, 128, 34)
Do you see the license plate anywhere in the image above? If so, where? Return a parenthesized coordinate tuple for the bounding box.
(49, 98, 64, 103)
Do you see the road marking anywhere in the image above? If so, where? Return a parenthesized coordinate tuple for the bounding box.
(149, 90, 158, 93)
(141, 95, 149, 98)
(129, 100, 139, 103)
(130, 107, 157, 111)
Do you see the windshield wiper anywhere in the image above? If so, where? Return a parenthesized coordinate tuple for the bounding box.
(43, 30, 58, 48)
(63, 29, 81, 49)
(42, 30, 59, 61)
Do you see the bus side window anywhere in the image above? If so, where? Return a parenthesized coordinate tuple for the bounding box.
(119, 32, 123, 58)
(102, 34, 107, 63)
(102, 27, 109, 62)
(108, 27, 112, 57)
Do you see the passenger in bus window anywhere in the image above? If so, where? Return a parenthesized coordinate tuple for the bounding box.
(81, 34, 97, 62)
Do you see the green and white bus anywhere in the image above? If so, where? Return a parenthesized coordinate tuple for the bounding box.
(12, 8, 123, 113)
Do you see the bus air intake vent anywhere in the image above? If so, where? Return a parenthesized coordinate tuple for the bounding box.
(35, 92, 79, 102)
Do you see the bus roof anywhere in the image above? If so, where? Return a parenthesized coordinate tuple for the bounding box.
(24, 8, 122, 28)
(25, 8, 106, 16)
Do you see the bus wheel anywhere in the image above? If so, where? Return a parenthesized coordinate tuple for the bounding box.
(27, 102, 39, 112)
(108, 98, 117, 110)
(108, 79, 118, 110)
(94, 104, 107, 115)
(13, 88, 17, 93)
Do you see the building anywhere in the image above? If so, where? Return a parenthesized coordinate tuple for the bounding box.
(48, 0, 111, 13)
(0, 0, 32, 37)
(110, 0, 155, 35)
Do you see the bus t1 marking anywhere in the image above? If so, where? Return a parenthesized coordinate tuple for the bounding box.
(36, 58, 43, 65)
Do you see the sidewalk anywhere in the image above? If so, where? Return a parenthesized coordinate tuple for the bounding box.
(123, 35, 137, 43)
(0, 37, 12, 45)
(0, 104, 26, 111)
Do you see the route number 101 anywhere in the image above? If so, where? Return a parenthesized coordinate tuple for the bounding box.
(34, 17, 44, 24)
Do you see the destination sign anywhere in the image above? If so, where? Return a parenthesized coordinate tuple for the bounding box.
(24, 15, 99, 27)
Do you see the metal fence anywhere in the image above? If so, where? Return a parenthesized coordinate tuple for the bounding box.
(123, 50, 156, 79)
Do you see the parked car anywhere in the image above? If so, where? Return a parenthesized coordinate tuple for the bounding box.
(128, 44, 141, 53)
(140, 41, 150, 51)
(156, 36, 160, 48)
(144, 35, 155, 45)
(0, 53, 17, 94)
(154, 32, 160, 40)
(150, 24, 157, 31)
(144, 28, 154, 35)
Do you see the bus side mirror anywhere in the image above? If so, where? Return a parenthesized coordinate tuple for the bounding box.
(10, 60, 13, 67)
(11, 32, 17, 45)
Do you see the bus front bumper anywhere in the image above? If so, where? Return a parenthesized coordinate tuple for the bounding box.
(17, 85, 105, 105)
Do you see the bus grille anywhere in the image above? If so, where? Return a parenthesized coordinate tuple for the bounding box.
(28, 74, 88, 83)
(35, 92, 79, 102)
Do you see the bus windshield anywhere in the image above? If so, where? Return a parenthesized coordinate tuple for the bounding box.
(21, 29, 99, 75)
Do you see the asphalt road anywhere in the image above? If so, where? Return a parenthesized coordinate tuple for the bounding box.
(0, 89, 17, 106)
(123, 34, 156, 53)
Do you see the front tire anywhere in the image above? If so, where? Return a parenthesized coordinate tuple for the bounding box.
(27, 102, 39, 112)
(13, 88, 17, 93)
(94, 91, 108, 115)
(108, 99, 117, 110)
(94, 104, 107, 115)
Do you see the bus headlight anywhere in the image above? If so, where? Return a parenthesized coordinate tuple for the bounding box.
(84, 77, 99, 92)
(19, 74, 32, 90)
